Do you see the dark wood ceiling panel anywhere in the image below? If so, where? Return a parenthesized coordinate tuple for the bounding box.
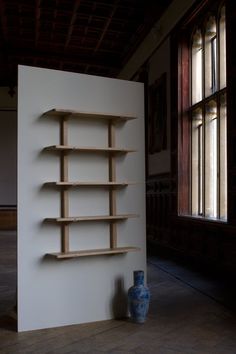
(0, 0, 173, 86)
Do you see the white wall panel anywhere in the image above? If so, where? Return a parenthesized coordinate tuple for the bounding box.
(17, 65, 145, 331)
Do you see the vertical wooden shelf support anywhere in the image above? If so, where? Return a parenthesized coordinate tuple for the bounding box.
(60, 116, 69, 253)
(108, 121, 117, 248)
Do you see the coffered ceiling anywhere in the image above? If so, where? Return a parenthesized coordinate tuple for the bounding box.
(0, 0, 172, 87)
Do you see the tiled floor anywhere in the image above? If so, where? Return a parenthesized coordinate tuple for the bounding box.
(0, 231, 236, 353)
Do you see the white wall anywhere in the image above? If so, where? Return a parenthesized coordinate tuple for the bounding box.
(17, 65, 146, 331)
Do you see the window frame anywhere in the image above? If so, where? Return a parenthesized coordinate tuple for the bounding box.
(177, 0, 227, 223)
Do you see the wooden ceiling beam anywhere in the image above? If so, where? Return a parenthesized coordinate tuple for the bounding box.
(0, 0, 8, 42)
(77, 0, 142, 11)
(82, 2, 96, 44)
(35, 0, 41, 47)
(0, 0, 173, 85)
(0, 0, 13, 86)
(5, 45, 121, 68)
(94, 0, 119, 52)
(51, 0, 59, 42)
(64, 0, 81, 49)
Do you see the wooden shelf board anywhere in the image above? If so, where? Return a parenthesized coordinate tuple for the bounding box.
(44, 181, 131, 187)
(45, 214, 138, 223)
(46, 246, 140, 259)
(44, 145, 136, 153)
(42, 109, 136, 122)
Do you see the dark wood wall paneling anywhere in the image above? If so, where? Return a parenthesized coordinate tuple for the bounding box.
(0, 209, 17, 230)
(146, 174, 236, 272)
(146, 0, 236, 273)
(146, 174, 172, 247)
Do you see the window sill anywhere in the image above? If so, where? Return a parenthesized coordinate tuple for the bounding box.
(177, 214, 228, 225)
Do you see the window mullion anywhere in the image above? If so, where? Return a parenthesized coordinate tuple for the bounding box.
(190, 39, 193, 215)
(217, 95, 220, 218)
(198, 121, 203, 215)
(217, 17, 221, 219)
(190, 111, 193, 215)
(202, 27, 206, 217)
(202, 104, 206, 217)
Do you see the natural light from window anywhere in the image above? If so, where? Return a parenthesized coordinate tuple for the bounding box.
(190, 4, 227, 221)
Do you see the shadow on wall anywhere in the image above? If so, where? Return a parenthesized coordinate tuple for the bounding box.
(111, 277, 128, 319)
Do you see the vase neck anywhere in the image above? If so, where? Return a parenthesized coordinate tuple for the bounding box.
(134, 270, 144, 286)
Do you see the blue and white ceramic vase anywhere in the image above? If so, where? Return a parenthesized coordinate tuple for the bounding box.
(128, 270, 150, 323)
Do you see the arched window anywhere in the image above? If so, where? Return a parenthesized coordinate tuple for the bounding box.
(186, 2, 227, 220)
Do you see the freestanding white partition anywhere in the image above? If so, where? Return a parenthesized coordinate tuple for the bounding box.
(17, 65, 146, 331)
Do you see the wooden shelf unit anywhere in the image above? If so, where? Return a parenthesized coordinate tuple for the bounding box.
(44, 145, 136, 154)
(44, 181, 131, 188)
(45, 214, 138, 223)
(43, 108, 139, 259)
(42, 108, 137, 122)
(46, 247, 139, 259)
